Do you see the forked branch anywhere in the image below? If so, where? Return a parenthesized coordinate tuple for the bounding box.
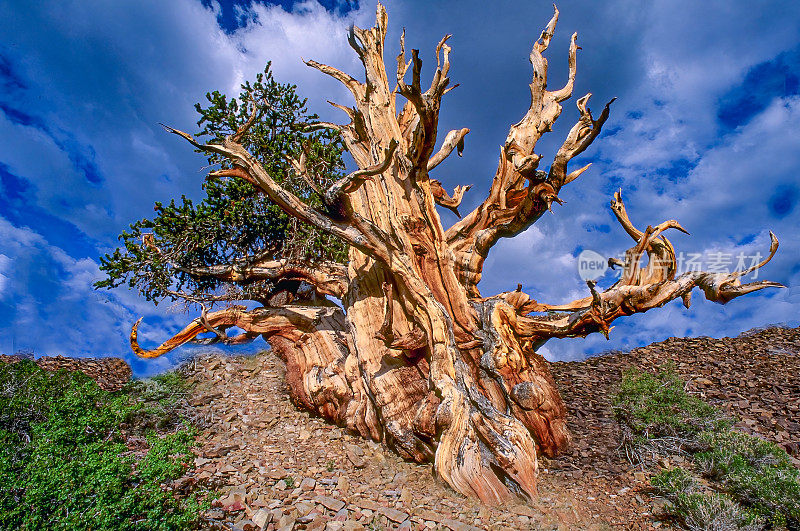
(394, 23, 455, 167)
(430, 180, 471, 218)
(162, 124, 388, 259)
(445, 6, 612, 296)
(548, 94, 614, 185)
(512, 191, 784, 344)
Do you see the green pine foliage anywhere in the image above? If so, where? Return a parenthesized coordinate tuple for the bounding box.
(0, 360, 207, 530)
(95, 63, 348, 304)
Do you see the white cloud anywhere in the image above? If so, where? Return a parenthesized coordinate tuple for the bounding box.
(0, 0, 373, 242)
(1, 0, 799, 372)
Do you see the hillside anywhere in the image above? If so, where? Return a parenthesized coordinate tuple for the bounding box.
(3, 326, 796, 529)
(180, 326, 800, 530)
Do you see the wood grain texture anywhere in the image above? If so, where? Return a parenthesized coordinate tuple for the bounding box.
(130, 4, 783, 504)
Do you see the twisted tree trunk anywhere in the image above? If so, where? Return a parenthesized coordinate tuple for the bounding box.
(131, 5, 782, 503)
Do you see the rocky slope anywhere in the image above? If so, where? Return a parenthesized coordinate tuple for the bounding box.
(9, 326, 795, 528)
(181, 326, 800, 530)
(0, 353, 131, 391)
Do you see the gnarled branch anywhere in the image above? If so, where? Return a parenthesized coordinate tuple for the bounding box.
(179, 258, 349, 299)
(394, 23, 455, 168)
(163, 124, 389, 260)
(445, 6, 612, 297)
(548, 94, 615, 185)
(427, 127, 469, 172)
(131, 305, 361, 432)
(130, 305, 342, 357)
(304, 58, 364, 101)
(430, 180, 471, 218)
(510, 192, 784, 344)
(324, 139, 398, 205)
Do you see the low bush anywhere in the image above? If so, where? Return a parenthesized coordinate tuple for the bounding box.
(612, 363, 730, 462)
(696, 430, 800, 527)
(613, 366, 800, 530)
(652, 468, 763, 531)
(0, 359, 207, 530)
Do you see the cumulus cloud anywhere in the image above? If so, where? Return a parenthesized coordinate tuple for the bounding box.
(0, 0, 798, 373)
(0, 0, 374, 373)
(0, 0, 373, 241)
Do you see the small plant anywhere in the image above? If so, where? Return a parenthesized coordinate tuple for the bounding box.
(651, 467, 698, 495)
(123, 369, 191, 427)
(667, 491, 762, 531)
(327, 460, 336, 472)
(614, 366, 800, 530)
(283, 476, 296, 489)
(0, 360, 208, 530)
(612, 364, 729, 462)
(695, 430, 800, 527)
(652, 468, 764, 531)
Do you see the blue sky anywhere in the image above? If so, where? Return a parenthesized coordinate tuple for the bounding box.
(1, 0, 799, 376)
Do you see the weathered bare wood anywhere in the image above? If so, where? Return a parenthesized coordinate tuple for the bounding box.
(427, 127, 469, 171)
(516, 194, 784, 341)
(132, 3, 783, 505)
(430, 179, 471, 218)
(179, 258, 348, 299)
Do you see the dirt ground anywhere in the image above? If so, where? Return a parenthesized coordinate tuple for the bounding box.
(181, 326, 800, 530)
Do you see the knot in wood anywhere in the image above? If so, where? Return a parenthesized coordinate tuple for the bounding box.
(401, 216, 427, 234)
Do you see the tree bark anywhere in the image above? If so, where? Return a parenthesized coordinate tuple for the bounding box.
(131, 4, 783, 504)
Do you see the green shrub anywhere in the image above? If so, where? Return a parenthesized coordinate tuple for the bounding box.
(695, 430, 800, 527)
(652, 468, 764, 531)
(122, 370, 192, 431)
(615, 366, 800, 530)
(665, 491, 762, 531)
(651, 467, 698, 495)
(0, 360, 206, 530)
(612, 364, 730, 462)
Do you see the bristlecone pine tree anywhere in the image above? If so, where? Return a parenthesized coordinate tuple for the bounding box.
(105, 5, 784, 503)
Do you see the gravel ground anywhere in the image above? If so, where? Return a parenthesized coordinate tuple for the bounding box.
(177, 325, 800, 530)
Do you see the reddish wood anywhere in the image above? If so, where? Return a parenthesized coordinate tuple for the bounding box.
(131, 4, 782, 503)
